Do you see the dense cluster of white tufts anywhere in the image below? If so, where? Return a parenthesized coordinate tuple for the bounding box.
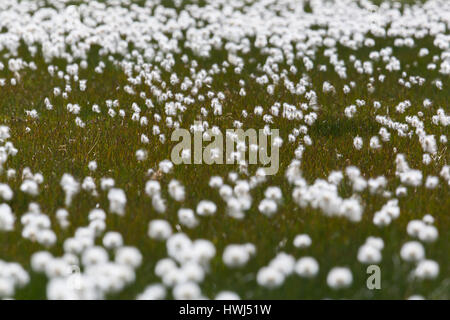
(0, 0, 447, 300)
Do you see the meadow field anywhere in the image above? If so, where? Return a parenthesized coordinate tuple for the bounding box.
(0, 0, 448, 300)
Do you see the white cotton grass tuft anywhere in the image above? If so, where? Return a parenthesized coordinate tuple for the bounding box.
(172, 282, 202, 300)
(0, 203, 15, 231)
(60, 174, 80, 207)
(222, 244, 255, 268)
(148, 219, 173, 240)
(0, 259, 29, 298)
(136, 284, 166, 300)
(353, 136, 363, 150)
(20, 179, 39, 196)
(264, 186, 282, 201)
(422, 214, 434, 225)
(258, 198, 278, 217)
(373, 199, 400, 227)
(102, 231, 123, 249)
(327, 267, 353, 290)
(82, 246, 109, 266)
(414, 260, 439, 280)
(215, 291, 240, 300)
(168, 179, 185, 202)
(0, 0, 447, 300)
(158, 160, 174, 174)
(115, 246, 142, 269)
(365, 237, 384, 251)
(177, 208, 198, 229)
(0, 184, 13, 201)
(357, 244, 382, 264)
(256, 266, 285, 289)
(406, 215, 439, 243)
(152, 193, 167, 214)
(356, 236, 384, 264)
(209, 176, 223, 188)
(196, 200, 217, 216)
(400, 241, 425, 262)
(20, 203, 57, 247)
(293, 234, 312, 249)
(145, 180, 161, 197)
(135, 149, 148, 161)
(408, 295, 425, 300)
(55, 208, 70, 229)
(418, 225, 438, 243)
(100, 177, 115, 190)
(107, 188, 127, 216)
(294, 257, 319, 278)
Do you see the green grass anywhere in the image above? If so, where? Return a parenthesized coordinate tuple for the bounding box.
(0, 0, 448, 300)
